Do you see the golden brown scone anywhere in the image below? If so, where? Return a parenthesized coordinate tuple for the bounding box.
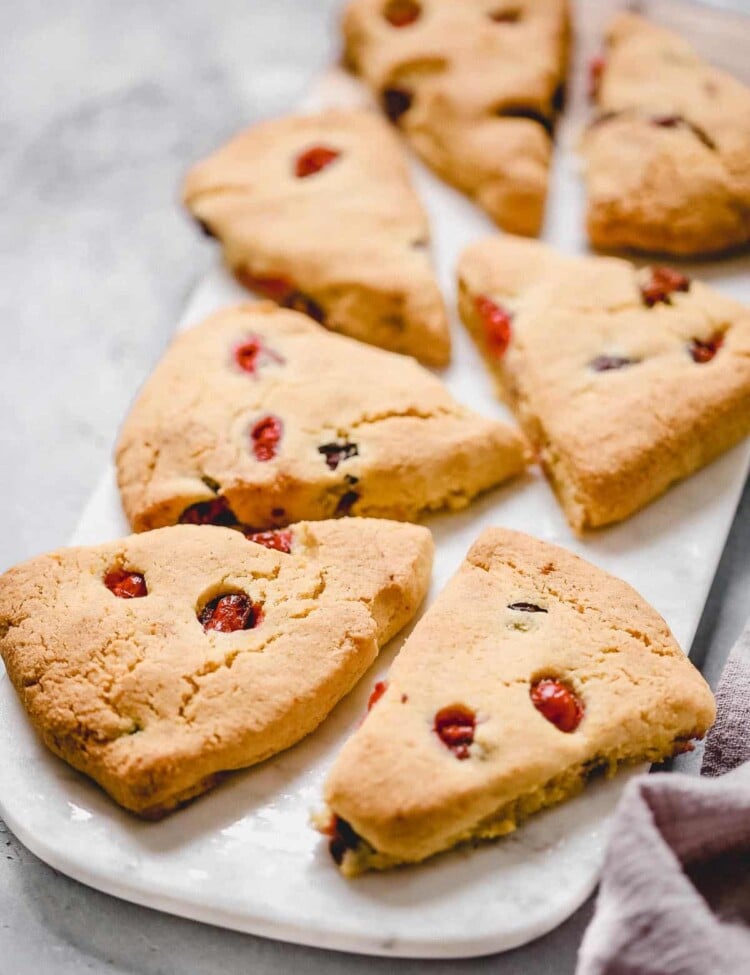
(183, 108, 450, 366)
(342, 0, 569, 236)
(0, 520, 433, 817)
(458, 235, 750, 531)
(583, 12, 750, 256)
(320, 528, 715, 875)
(116, 303, 530, 533)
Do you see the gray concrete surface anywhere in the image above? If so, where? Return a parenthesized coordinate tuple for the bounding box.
(1, 1, 748, 972)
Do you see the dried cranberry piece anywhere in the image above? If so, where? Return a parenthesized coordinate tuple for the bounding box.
(199, 593, 262, 633)
(318, 442, 359, 471)
(530, 679, 583, 733)
(690, 332, 724, 364)
(179, 497, 238, 527)
(590, 354, 636, 372)
(588, 55, 606, 101)
(244, 528, 293, 554)
(282, 290, 325, 324)
(434, 705, 476, 759)
(235, 269, 293, 302)
(508, 602, 547, 613)
(383, 0, 421, 28)
(104, 569, 147, 599)
(382, 87, 413, 124)
(233, 335, 283, 376)
(321, 815, 361, 865)
(475, 295, 512, 358)
(295, 145, 341, 179)
(251, 415, 283, 462)
(335, 490, 359, 517)
(652, 114, 681, 129)
(367, 681, 388, 711)
(641, 267, 691, 307)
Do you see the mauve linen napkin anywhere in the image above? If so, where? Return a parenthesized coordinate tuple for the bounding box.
(576, 624, 750, 975)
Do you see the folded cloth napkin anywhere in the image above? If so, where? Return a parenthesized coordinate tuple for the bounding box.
(576, 623, 750, 975)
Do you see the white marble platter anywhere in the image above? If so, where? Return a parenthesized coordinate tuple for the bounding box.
(1, 1, 750, 958)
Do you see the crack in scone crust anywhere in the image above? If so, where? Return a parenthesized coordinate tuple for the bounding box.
(0, 520, 433, 816)
(457, 234, 750, 531)
(115, 303, 529, 532)
(322, 527, 715, 874)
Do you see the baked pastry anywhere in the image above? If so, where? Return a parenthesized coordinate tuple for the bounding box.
(319, 527, 715, 875)
(116, 303, 529, 533)
(342, 0, 569, 236)
(583, 13, 750, 256)
(458, 235, 750, 531)
(0, 520, 433, 817)
(183, 108, 450, 366)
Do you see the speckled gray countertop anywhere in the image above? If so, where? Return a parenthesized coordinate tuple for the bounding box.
(2, 1, 749, 972)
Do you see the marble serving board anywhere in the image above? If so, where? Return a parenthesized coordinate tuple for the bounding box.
(2, 1, 750, 959)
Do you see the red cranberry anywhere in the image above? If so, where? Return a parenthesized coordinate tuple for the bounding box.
(179, 497, 238, 527)
(243, 528, 293, 554)
(199, 593, 262, 633)
(235, 269, 293, 302)
(233, 335, 283, 376)
(588, 55, 606, 101)
(318, 442, 359, 471)
(641, 267, 691, 307)
(321, 815, 361, 865)
(383, 0, 421, 26)
(295, 145, 341, 179)
(434, 705, 476, 759)
(589, 354, 636, 372)
(177, 498, 237, 528)
(530, 679, 583, 733)
(652, 114, 682, 129)
(382, 87, 413, 124)
(508, 602, 547, 613)
(690, 332, 724, 364)
(367, 681, 388, 711)
(104, 569, 147, 599)
(251, 415, 283, 462)
(475, 295, 512, 358)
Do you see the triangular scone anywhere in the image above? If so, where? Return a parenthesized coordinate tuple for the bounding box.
(583, 13, 750, 256)
(320, 528, 715, 875)
(458, 235, 750, 531)
(342, 0, 569, 236)
(183, 109, 450, 366)
(116, 304, 529, 532)
(0, 520, 432, 817)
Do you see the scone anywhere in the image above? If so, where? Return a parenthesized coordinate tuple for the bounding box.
(183, 108, 450, 366)
(0, 520, 433, 817)
(319, 528, 715, 875)
(458, 235, 750, 531)
(116, 303, 529, 532)
(342, 0, 569, 236)
(583, 12, 750, 256)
